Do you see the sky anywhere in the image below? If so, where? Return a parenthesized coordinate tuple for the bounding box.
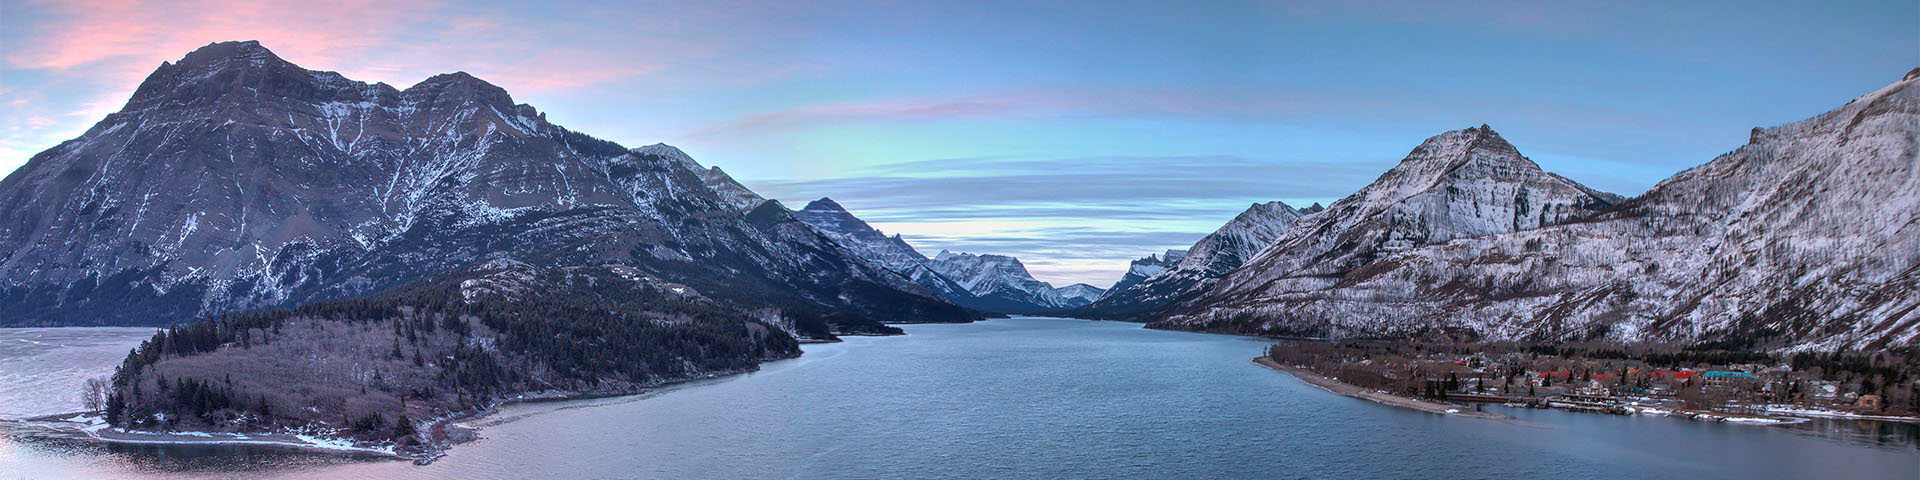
(1, 1, 1915, 288)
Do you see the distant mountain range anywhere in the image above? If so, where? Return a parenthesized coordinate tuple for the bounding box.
(1076, 201, 1316, 320)
(1068, 70, 1920, 351)
(793, 198, 1100, 314)
(0, 41, 974, 333)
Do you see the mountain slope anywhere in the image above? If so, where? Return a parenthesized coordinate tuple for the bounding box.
(928, 250, 1074, 314)
(1162, 71, 1920, 351)
(792, 197, 1085, 314)
(790, 198, 979, 305)
(0, 41, 973, 329)
(1074, 201, 1309, 320)
(1095, 249, 1186, 300)
(1052, 283, 1106, 307)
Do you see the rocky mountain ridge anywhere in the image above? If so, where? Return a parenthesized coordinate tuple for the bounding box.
(792, 197, 1092, 313)
(1074, 201, 1313, 320)
(0, 41, 973, 329)
(1159, 71, 1920, 352)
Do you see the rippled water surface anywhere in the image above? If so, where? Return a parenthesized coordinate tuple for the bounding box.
(3, 319, 1916, 479)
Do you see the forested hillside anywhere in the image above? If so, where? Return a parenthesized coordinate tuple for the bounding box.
(103, 260, 805, 453)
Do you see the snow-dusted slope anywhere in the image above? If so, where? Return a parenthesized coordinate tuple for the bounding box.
(1052, 283, 1106, 307)
(0, 41, 974, 327)
(1163, 70, 1920, 351)
(792, 197, 1092, 314)
(1095, 249, 1186, 300)
(1075, 201, 1310, 320)
(793, 198, 927, 273)
(792, 197, 976, 303)
(929, 250, 1074, 314)
(637, 143, 769, 212)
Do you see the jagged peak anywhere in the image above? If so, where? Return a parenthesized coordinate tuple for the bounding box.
(1245, 200, 1296, 214)
(404, 71, 516, 107)
(1223, 201, 1303, 226)
(1351, 124, 1553, 201)
(123, 40, 334, 111)
(172, 40, 282, 68)
(633, 142, 690, 157)
(803, 197, 847, 213)
(627, 143, 723, 176)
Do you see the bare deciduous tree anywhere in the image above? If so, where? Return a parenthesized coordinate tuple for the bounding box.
(82, 377, 110, 412)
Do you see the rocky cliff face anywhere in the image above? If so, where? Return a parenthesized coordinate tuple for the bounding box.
(1162, 71, 1920, 351)
(0, 41, 973, 328)
(1074, 201, 1310, 320)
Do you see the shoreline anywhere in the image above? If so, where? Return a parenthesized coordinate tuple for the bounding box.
(1252, 357, 1508, 420)
(14, 361, 789, 464)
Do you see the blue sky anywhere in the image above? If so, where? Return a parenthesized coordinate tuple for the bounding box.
(2, 0, 1915, 287)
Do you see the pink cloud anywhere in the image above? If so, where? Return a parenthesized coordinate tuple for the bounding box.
(0, 0, 818, 175)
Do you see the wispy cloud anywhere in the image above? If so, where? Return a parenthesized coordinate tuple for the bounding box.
(747, 154, 1377, 286)
(753, 155, 1378, 212)
(688, 100, 1016, 138)
(684, 84, 1729, 171)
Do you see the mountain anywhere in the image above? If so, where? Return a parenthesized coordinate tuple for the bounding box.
(632, 143, 767, 212)
(928, 250, 1076, 314)
(790, 198, 978, 305)
(792, 197, 1088, 314)
(1074, 201, 1311, 320)
(1161, 70, 1920, 351)
(0, 41, 974, 331)
(1095, 249, 1186, 299)
(1052, 283, 1106, 307)
(792, 198, 927, 273)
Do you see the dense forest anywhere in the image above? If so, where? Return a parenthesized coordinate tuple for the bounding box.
(102, 260, 808, 451)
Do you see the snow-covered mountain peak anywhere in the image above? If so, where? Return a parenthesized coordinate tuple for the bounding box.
(925, 250, 1077, 312)
(0, 41, 979, 328)
(1160, 69, 1920, 351)
(1074, 200, 1308, 317)
(1053, 283, 1106, 307)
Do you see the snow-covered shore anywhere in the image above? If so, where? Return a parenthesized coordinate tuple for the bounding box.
(23, 412, 400, 457)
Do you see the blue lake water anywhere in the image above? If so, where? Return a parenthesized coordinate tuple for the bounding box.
(3, 318, 1916, 479)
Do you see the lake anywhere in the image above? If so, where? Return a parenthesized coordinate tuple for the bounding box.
(2, 318, 1916, 479)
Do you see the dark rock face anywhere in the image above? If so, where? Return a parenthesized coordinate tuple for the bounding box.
(0, 41, 972, 327)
